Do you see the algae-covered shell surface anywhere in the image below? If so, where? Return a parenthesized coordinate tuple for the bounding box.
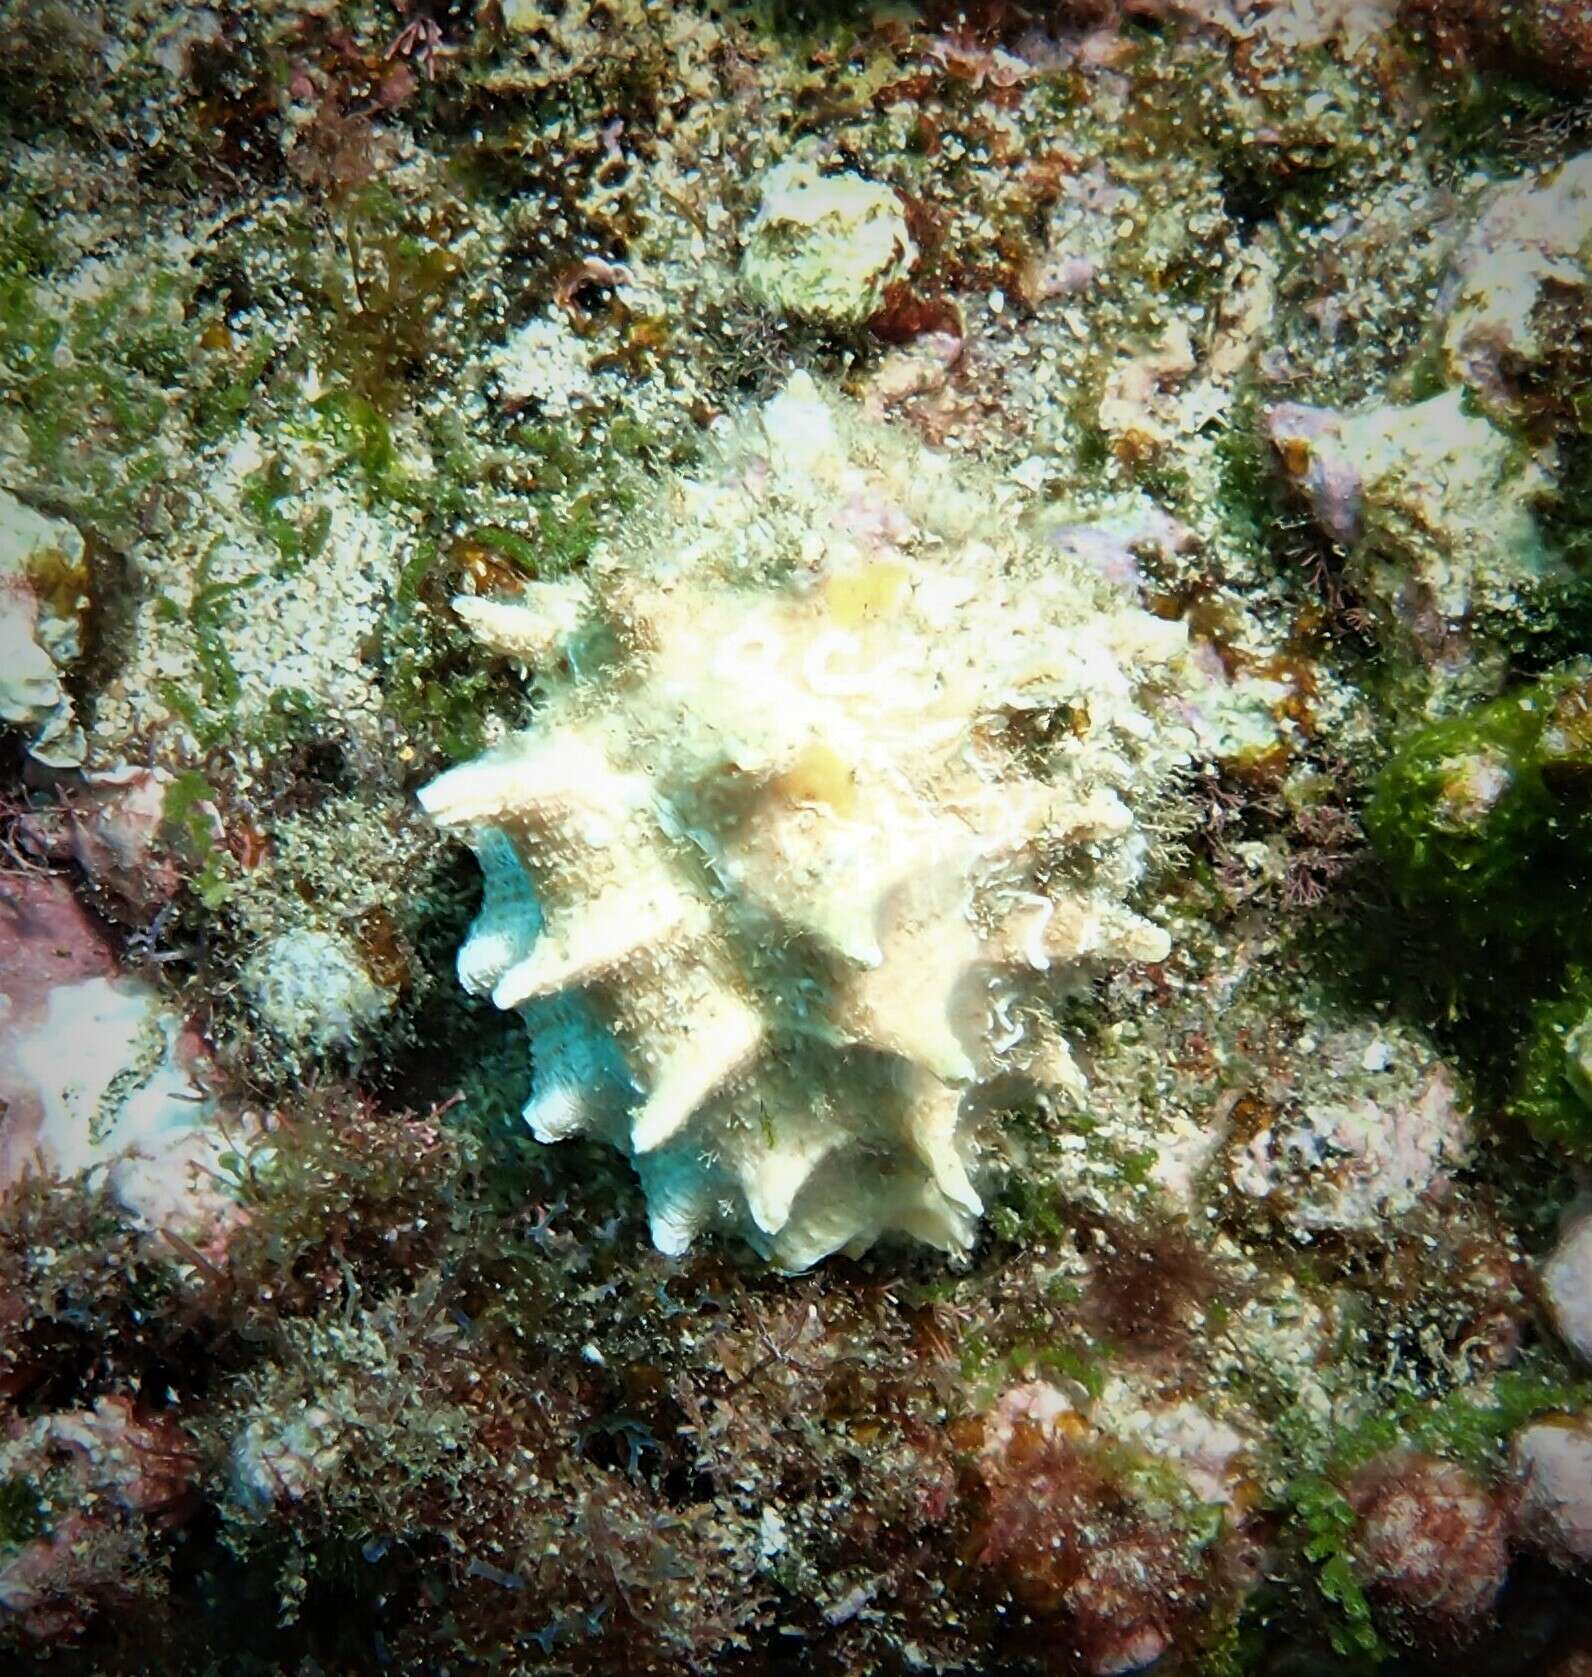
(422, 376, 1193, 1268)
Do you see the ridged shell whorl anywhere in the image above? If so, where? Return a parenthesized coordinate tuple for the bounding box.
(421, 375, 1191, 1269)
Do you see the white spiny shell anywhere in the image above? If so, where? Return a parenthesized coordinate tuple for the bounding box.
(422, 375, 1193, 1268)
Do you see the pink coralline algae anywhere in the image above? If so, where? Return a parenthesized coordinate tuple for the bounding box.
(0, 874, 118, 1190)
(968, 1382, 1242, 1675)
(1346, 1451, 1511, 1639)
(6, 1396, 197, 1525)
(0, 873, 236, 1242)
(1513, 1414, 1592, 1570)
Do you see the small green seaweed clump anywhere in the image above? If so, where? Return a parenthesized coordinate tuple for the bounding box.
(1367, 666, 1592, 1150)
(1366, 669, 1592, 932)
(1514, 968, 1592, 1154)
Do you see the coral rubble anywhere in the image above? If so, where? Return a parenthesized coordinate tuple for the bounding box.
(0, 490, 88, 768)
(740, 153, 918, 327)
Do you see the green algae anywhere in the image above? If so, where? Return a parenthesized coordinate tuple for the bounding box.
(191, 333, 277, 447)
(0, 205, 279, 549)
(0, 262, 176, 533)
(1513, 969, 1592, 1153)
(137, 359, 686, 777)
(1269, 1364, 1592, 1663)
(162, 768, 234, 911)
(1421, 62, 1573, 175)
(316, 187, 465, 420)
(1365, 680, 1575, 926)
(1362, 673, 1592, 1139)
(0, 1478, 42, 1549)
(306, 390, 396, 483)
(241, 459, 333, 575)
(1291, 1363, 1592, 1486)
(380, 538, 506, 770)
(1285, 1474, 1386, 1664)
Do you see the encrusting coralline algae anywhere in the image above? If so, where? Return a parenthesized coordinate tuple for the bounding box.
(422, 373, 1197, 1267)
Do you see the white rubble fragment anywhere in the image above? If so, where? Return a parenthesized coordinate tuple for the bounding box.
(1513, 1413, 1592, 1568)
(243, 926, 394, 1053)
(759, 1505, 788, 1560)
(0, 489, 88, 767)
(1541, 1208, 1592, 1366)
(10, 975, 231, 1234)
(740, 155, 916, 327)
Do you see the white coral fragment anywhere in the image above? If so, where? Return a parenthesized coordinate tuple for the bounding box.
(243, 927, 394, 1053)
(423, 376, 1193, 1267)
(740, 156, 917, 327)
(0, 489, 89, 767)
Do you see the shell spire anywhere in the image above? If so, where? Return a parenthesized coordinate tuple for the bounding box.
(421, 376, 1192, 1268)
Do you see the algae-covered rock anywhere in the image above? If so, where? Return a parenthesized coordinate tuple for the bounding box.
(90, 430, 409, 760)
(0, 489, 88, 767)
(740, 155, 916, 329)
(499, 0, 549, 27)
(969, 1379, 1255, 1676)
(1370, 671, 1592, 1157)
(1269, 390, 1553, 683)
(229, 1405, 348, 1515)
(1345, 1452, 1511, 1641)
(1404, 0, 1592, 94)
(243, 927, 395, 1056)
(1440, 152, 1592, 421)
(1224, 1021, 1472, 1236)
(1365, 671, 1592, 922)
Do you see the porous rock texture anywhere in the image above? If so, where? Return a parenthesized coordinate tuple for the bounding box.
(422, 376, 1194, 1267)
